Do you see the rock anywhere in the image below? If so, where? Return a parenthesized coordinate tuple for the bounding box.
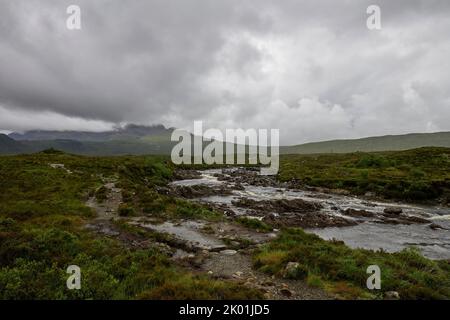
(361, 201, 377, 207)
(279, 288, 293, 297)
(232, 271, 243, 278)
(343, 208, 375, 218)
(385, 291, 400, 300)
(377, 214, 431, 225)
(384, 207, 403, 215)
(232, 197, 322, 213)
(283, 262, 307, 279)
(174, 185, 234, 199)
(261, 280, 275, 287)
(429, 223, 447, 230)
(230, 241, 240, 247)
(220, 249, 237, 256)
(402, 215, 430, 224)
(264, 211, 357, 229)
(173, 169, 201, 180)
(285, 262, 300, 273)
(234, 183, 245, 191)
(332, 189, 351, 196)
(365, 191, 376, 197)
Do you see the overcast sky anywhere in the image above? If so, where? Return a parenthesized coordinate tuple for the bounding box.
(1, 0, 449, 144)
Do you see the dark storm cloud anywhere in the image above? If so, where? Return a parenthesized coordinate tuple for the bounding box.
(0, 0, 449, 143)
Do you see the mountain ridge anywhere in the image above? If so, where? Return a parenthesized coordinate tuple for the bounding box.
(2, 126, 450, 155)
(9, 124, 172, 142)
(281, 131, 450, 154)
(0, 134, 25, 154)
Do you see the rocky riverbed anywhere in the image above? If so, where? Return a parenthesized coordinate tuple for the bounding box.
(171, 167, 450, 260)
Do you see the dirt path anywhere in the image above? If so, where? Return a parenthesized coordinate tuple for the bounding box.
(84, 178, 123, 236)
(202, 251, 331, 300)
(86, 180, 122, 221)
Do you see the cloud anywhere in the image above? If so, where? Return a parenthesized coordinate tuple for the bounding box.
(0, 105, 114, 133)
(0, 0, 449, 143)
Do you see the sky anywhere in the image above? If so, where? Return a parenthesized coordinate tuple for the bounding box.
(0, 0, 449, 145)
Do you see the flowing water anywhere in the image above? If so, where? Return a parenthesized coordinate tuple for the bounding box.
(172, 169, 450, 260)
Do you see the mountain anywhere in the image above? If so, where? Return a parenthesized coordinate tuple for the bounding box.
(0, 134, 25, 154)
(9, 124, 171, 142)
(2, 127, 450, 156)
(281, 132, 450, 154)
(6, 124, 177, 156)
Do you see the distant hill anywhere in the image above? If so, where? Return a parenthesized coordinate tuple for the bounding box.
(280, 132, 450, 154)
(9, 124, 171, 142)
(2, 127, 450, 156)
(0, 134, 25, 154)
(4, 124, 177, 156)
(19, 138, 176, 156)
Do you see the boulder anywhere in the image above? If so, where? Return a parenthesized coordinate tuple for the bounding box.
(384, 291, 400, 300)
(220, 249, 237, 256)
(283, 262, 307, 279)
(343, 208, 375, 218)
(383, 207, 403, 215)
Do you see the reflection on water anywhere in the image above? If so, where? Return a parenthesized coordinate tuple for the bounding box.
(172, 169, 450, 260)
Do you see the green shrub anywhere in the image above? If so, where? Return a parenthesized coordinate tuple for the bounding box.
(118, 204, 136, 217)
(235, 217, 272, 232)
(253, 228, 450, 299)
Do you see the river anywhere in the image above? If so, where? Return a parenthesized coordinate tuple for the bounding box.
(172, 168, 450, 260)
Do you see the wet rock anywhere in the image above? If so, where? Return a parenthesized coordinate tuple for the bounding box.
(155, 186, 170, 195)
(342, 208, 375, 218)
(173, 169, 202, 180)
(361, 201, 377, 207)
(232, 197, 322, 214)
(365, 191, 376, 197)
(174, 185, 233, 198)
(375, 218, 401, 225)
(377, 214, 431, 225)
(217, 168, 279, 187)
(384, 207, 403, 215)
(331, 189, 351, 196)
(429, 223, 448, 230)
(234, 183, 245, 191)
(220, 249, 237, 256)
(402, 215, 430, 224)
(264, 212, 356, 229)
